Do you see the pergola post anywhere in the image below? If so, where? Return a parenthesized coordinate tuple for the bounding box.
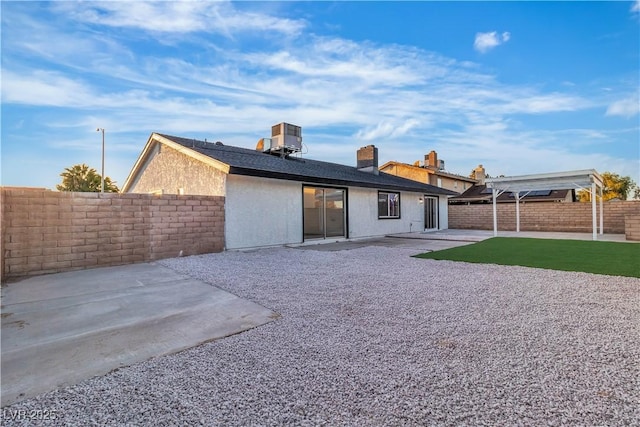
(599, 185, 603, 235)
(492, 188, 498, 237)
(515, 192, 521, 233)
(591, 182, 597, 240)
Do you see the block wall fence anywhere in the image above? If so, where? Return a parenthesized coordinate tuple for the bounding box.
(448, 201, 640, 234)
(1, 188, 225, 282)
(625, 215, 640, 241)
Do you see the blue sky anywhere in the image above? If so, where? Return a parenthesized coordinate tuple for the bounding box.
(2, 1, 639, 190)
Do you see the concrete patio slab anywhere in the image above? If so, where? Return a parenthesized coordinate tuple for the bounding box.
(292, 229, 633, 253)
(390, 229, 631, 243)
(290, 236, 475, 252)
(1, 262, 277, 407)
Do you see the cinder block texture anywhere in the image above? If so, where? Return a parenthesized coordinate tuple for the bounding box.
(1, 188, 224, 281)
(448, 201, 640, 233)
(625, 215, 640, 241)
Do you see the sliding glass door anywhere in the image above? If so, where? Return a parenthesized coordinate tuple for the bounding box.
(303, 187, 346, 240)
(424, 196, 439, 231)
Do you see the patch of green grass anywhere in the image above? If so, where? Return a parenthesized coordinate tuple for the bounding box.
(414, 237, 640, 278)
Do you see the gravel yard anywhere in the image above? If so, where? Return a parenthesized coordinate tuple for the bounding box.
(3, 245, 639, 426)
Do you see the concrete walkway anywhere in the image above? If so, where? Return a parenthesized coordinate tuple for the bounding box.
(292, 229, 632, 253)
(291, 236, 475, 252)
(390, 229, 632, 243)
(1, 263, 276, 407)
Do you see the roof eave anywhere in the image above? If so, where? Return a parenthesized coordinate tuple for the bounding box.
(121, 133, 157, 193)
(229, 167, 455, 195)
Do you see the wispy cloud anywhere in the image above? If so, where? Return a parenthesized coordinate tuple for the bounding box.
(52, 1, 306, 37)
(631, 0, 640, 13)
(605, 96, 640, 118)
(1, 69, 95, 107)
(355, 119, 421, 141)
(474, 31, 511, 53)
(1, 2, 637, 188)
(0, 22, 595, 144)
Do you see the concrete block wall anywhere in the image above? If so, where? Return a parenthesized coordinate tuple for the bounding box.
(448, 201, 640, 234)
(1, 188, 224, 281)
(625, 215, 640, 241)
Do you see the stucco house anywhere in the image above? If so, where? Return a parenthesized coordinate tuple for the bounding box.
(379, 150, 478, 194)
(122, 123, 457, 250)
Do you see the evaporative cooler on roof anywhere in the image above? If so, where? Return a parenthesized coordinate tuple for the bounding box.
(257, 122, 302, 155)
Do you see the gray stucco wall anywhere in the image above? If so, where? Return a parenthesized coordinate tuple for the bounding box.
(347, 188, 448, 238)
(225, 175, 303, 249)
(129, 144, 226, 196)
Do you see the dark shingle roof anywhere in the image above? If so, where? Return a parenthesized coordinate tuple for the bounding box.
(161, 134, 456, 195)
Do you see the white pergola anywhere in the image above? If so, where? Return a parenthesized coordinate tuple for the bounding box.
(485, 169, 604, 240)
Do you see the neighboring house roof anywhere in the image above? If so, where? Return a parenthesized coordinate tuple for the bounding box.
(379, 161, 477, 184)
(449, 184, 572, 203)
(123, 133, 458, 196)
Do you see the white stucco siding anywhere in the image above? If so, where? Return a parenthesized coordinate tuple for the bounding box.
(438, 195, 449, 230)
(225, 175, 302, 249)
(347, 188, 426, 238)
(348, 188, 449, 237)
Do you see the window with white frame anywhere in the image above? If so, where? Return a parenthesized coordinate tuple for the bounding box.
(378, 191, 400, 219)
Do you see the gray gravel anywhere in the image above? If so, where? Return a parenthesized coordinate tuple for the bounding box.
(2, 246, 639, 426)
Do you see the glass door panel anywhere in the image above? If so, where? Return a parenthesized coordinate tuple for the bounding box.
(303, 187, 346, 240)
(425, 196, 438, 230)
(324, 189, 345, 238)
(303, 187, 324, 239)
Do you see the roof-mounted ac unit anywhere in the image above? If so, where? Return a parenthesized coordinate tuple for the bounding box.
(270, 123, 302, 153)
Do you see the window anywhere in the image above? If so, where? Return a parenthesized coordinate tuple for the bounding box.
(378, 191, 400, 219)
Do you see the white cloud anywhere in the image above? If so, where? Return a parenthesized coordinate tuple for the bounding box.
(605, 97, 640, 118)
(1, 69, 94, 107)
(631, 0, 640, 13)
(54, 1, 306, 37)
(500, 93, 589, 114)
(474, 31, 511, 53)
(355, 119, 421, 141)
(242, 37, 436, 87)
(1, 3, 637, 189)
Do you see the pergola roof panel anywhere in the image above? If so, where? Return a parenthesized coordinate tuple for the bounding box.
(486, 169, 603, 193)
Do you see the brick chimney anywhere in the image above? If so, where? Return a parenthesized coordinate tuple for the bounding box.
(425, 150, 438, 169)
(473, 164, 486, 185)
(357, 145, 379, 175)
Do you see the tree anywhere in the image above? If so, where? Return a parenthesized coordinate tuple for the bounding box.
(577, 172, 638, 201)
(56, 164, 119, 192)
